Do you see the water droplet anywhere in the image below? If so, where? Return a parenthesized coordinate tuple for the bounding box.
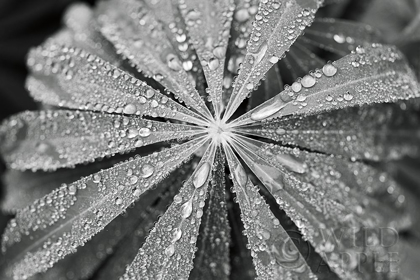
(235, 8, 250, 22)
(322, 63, 338, 77)
(344, 92, 353, 101)
(127, 128, 138, 138)
(123, 104, 137, 114)
(234, 164, 248, 187)
(181, 199, 193, 219)
(68, 185, 77, 195)
(301, 75, 316, 88)
(165, 244, 175, 256)
(291, 82, 302, 93)
(208, 58, 220, 70)
(115, 197, 123, 206)
(193, 163, 210, 189)
(172, 228, 183, 242)
(269, 56, 279, 64)
(139, 128, 151, 137)
(141, 164, 154, 178)
(251, 97, 286, 121)
(275, 128, 286, 135)
(251, 41, 268, 66)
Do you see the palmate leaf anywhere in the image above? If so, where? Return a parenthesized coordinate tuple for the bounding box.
(26, 44, 206, 125)
(0, 137, 207, 279)
(234, 44, 420, 126)
(236, 102, 420, 161)
(229, 136, 409, 279)
(0, 110, 203, 171)
(223, 0, 323, 121)
(96, 0, 211, 118)
(121, 143, 217, 280)
(224, 145, 315, 279)
(2, 0, 420, 279)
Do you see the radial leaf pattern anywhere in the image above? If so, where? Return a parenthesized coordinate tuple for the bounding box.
(1, 0, 420, 280)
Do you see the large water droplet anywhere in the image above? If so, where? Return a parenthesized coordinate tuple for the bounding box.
(181, 199, 193, 219)
(165, 244, 175, 257)
(301, 75, 316, 88)
(123, 104, 137, 114)
(251, 97, 286, 121)
(322, 63, 338, 77)
(251, 41, 268, 66)
(139, 128, 151, 137)
(141, 164, 154, 178)
(234, 164, 248, 187)
(193, 163, 210, 189)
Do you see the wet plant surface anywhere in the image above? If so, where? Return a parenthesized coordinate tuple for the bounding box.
(1, 0, 420, 279)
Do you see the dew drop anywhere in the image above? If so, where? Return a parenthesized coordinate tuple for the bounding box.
(343, 92, 353, 101)
(193, 163, 210, 189)
(301, 75, 316, 88)
(234, 164, 248, 187)
(181, 199, 193, 219)
(123, 104, 137, 114)
(172, 228, 183, 242)
(275, 128, 286, 135)
(208, 58, 220, 70)
(68, 185, 77, 196)
(251, 97, 286, 121)
(115, 197, 123, 206)
(141, 164, 154, 178)
(251, 41, 268, 66)
(139, 128, 151, 137)
(165, 244, 175, 257)
(291, 82, 302, 93)
(127, 128, 138, 139)
(322, 63, 338, 77)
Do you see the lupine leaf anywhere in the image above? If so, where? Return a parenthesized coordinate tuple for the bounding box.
(50, 3, 120, 65)
(233, 44, 420, 126)
(190, 149, 230, 280)
(230, 136, 408, 279)
(0, 110, 203, 171)
(236, 103, 420, 160)
(91, 160, 197, 280)
(223, 0, 323, 121)
(121, 143, 217, 280)
(29, 167, 187, 280)
(0, 137, 207, 279)
(96, 0, 211, 118)
(178, 0, 234, 116)
(299, 18, 383, 56)
(142, 0, 206, 94)
(224, 0, 259, 105)
(1, 154, 135, 213)
(26, 44, 206, 125)
(224, 145, 316, 279)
